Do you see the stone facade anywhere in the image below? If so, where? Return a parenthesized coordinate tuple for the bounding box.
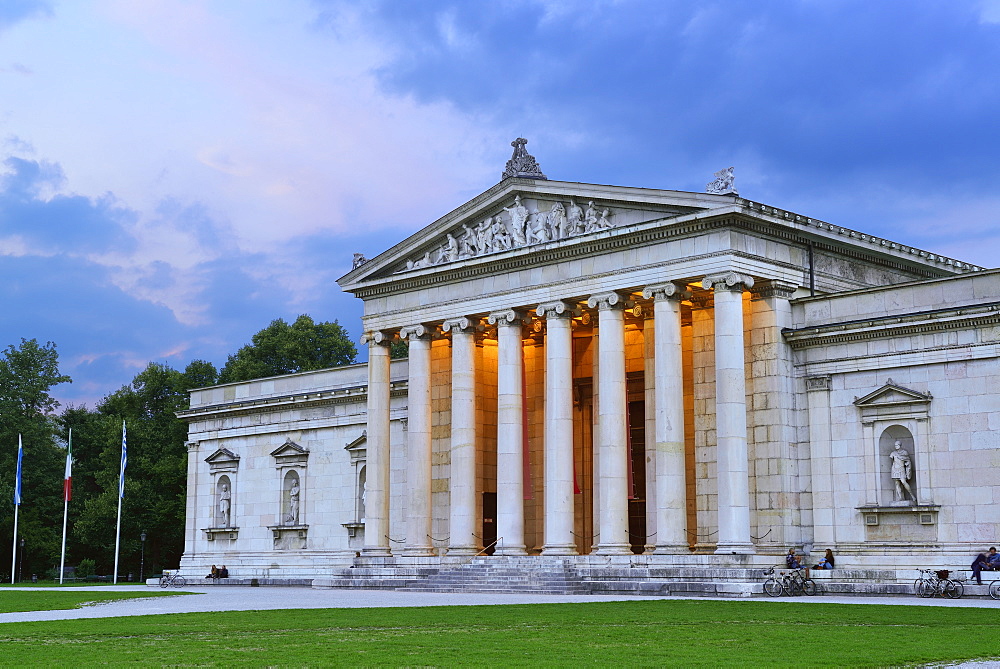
(179, 170, 999, 577)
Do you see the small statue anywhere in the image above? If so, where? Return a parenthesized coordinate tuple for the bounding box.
(439, 233, 458, 263)
(706, 166, 738, 195)
(458, 224, 478, 258)
(597, 208, 613, 229)
(501, 137, 547, 180)
(286, 480, 300, 525)
(352, 253, 368, 269)
(491, 216, 511, 251)
(889, 440, 915, 503)
(549, 202, 568, 239)
(477, 217, 494, 255)
(218, 482, 231, 528)
(526, 209, 551, 244)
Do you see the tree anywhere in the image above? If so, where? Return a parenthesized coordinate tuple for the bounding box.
(0, 339, 71, 580)
(218, 315, 357, 383)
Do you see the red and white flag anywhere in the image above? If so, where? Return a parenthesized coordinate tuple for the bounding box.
(63, 436, 72, 502)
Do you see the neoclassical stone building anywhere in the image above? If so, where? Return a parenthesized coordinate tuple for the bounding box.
(179, 143, 999, 578)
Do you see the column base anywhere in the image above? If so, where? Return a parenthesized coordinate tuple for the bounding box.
(714, 542, 756, 555)
(361, 546, 393, 557)
(446, 545, 480, 557)
(594, 543, 633, 555)
(495, 544, 527, 556)
(541, 543, 578, 556)
(652, 543, 691, 555)
(401, 546, 436, 557)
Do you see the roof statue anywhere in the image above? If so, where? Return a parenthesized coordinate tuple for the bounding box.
(706, 166, 738, 196)
(502, 137, 547, 181)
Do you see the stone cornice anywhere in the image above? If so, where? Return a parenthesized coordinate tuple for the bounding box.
(176, 381, 409, 422)
(782, 301, 1000, 349)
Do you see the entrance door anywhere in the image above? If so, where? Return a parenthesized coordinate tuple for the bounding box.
(482, 492, 497, 555)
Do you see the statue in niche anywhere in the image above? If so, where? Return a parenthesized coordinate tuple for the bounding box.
(567, 199, 584, 234)
(359, 482, 366, 522)
(476, 217, 494, 255)
(503, 195, 529, 247)
(549, 201, 568, 239)
(218, 482, 231, 528)
(286, 479, 300, 525)
(888, 440, 915, 503)
(491, 216, 512, 251)
(583, 201, 599, 232)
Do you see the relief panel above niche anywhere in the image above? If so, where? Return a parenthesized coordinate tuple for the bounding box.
(397, 195, 679, 274)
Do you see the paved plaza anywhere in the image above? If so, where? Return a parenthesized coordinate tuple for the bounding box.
(3, 585, 1000, 624)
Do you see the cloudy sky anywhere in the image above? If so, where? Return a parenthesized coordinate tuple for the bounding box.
(2, 0, 999, 408)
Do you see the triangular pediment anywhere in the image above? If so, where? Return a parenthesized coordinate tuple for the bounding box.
(339, 178, 732, 288)
(345, 431, 367, 452)
(270, 438, 308, 458)
(854, 379, 933, 407)
(205, 448, 240, 465)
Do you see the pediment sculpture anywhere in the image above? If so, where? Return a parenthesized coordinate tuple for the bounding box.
(401, 196, 615, 273)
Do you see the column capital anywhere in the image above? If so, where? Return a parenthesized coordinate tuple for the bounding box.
(442, 317, 479, 334)
(751, 279, 797, 301)
(642, 282, 690, 302)
(702, 272, 754, 293)
(362, 330, 393, 346)
(587, 291, 628, 311)
(487, 309, 527, 327)
(536, 300, 576, 319)
(399, 324, 434, 340)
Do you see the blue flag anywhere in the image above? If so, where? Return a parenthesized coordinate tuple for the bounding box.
(119, 421, 127, 498)
(14, 434, 23, 506)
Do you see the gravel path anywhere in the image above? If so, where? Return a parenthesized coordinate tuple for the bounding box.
(3, 585, 1000, 624)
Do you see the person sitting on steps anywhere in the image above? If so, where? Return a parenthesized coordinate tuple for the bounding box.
(813, 549, 835, 570)
(971, 547, 1000, 585)
(206, 564, 219, 580)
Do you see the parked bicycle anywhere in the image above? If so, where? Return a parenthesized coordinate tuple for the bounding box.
(763, 566, 817, 597)
(989, 579, 1000, 600)
(159, 570, 187, 588)
(914, 569, 962, 598)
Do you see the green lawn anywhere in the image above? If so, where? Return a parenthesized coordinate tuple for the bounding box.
(0, 599, 992, 666)
(0, 590, 189, 613)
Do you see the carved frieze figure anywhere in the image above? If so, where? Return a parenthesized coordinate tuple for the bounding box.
(439, 233, 458, 263)
(566, 198, 584, 234)
(501, 137, 547, 180)
(549, 201, 568, 239)
(583, 201, 599, 232)
(491, 215, 512, 251)
(597, 208, 613, 230)
(218, 482, 231, 528)
(286, 479, 300, 525)
(527, 208, 552, 244)
(458, 224, 477, 258)
(889, 440, 915, 503)
(477, 217, 494, 255)
(352, 253, 368, 269)
(706, 166, 738, 195)
(504, 195, 529, 247)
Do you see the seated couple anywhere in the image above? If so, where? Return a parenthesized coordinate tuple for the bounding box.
(786, 548, 835, 572)
(205, 564, 230, 579)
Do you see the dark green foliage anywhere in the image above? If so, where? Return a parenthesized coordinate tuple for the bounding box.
(218, 314, 357, 383)
(389, 339, 408, 359)
(0, 339, 71, 582)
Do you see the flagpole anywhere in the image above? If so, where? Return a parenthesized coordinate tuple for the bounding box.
(113, 421, 126, 585)
(11, 434, 23, 585)
(59, 428, 72, 585)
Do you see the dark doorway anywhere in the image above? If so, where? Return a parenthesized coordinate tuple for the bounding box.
(627, 399, 647, 554)
(482, 492, 497, 555)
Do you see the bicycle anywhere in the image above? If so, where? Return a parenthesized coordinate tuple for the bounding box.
(159, 570, 187, 588)
(915, 569, 962, 598)
(989, 579, 1000, 600)
(762, 567, 817, 596)
(763, 567, 784, 597)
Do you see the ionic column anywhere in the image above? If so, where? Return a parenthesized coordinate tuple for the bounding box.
(642, 283, 689, 553)
(362, 331, 392, 556)
(702, 272, 755, 554)
(587, 292, 631, 554)
(486, 309, 527, 555)
(443, 317, 479, 555)
(400, 324, 434, 556)
(537, 301, 577, 555)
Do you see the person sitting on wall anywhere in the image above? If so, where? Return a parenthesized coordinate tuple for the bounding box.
(813, 549, 835, 570)
(971, 547, 1000, 585)
(206, 564, 219, 580)
(218, 565, 229, 579)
